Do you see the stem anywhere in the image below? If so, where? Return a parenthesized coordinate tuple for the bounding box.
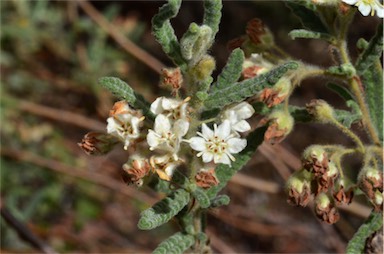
(329, 117, 365, 153)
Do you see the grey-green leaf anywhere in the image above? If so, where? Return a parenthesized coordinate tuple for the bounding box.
(210, 194, 230, 207)
(326, 82, 354, 102)
(204, 61, 299, 110)
(152, 0, 185, 67)
(355, 23, 383, 75)
(138, 189, 190, 230)
(152, 232, 195, 254)
(191, 188, 210, 208)
(213, 48, 244, 90)
(203, 0, 222, 41)
(98, 77, 154, 120)
(288, 29, 334, 42)
(346, 212, 383, 254)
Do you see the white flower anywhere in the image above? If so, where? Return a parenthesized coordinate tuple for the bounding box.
(150, 154, 180, 181)
(107, 113, 143, 150)
(150, 96, 190, 120)
(147, 114, 189, 159)
(221, 102, 255, 133)
(189, 120, 247, 165)
(342, 0, 384, 17)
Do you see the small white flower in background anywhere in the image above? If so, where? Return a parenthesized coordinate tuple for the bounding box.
(342, 0, 384, 17)
(107, 101, 144, 150)
(107, 114, 143, 150)
(147, 114, 189, 159)
(150, 96, 190, 120)
(221, 102, 255, 133)
(150, 154, 181, 181)
(189, 120, 247, 165)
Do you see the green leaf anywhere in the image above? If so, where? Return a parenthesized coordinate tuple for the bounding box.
(138, 189, 190, 230)
(346, 212, 383, 254)
(355, 23, 383, 75)
(285, 1, 328, 33)
(152, 0, 185, 67)
(204, 61, 299, 110)
(191, 188, 210, 208)
(203, 0, 222, 41)
(210, 194, 230, 208)
(98, 77, 154, 120)
(288, 29, 334, 42)
(206, 127, 267, 199)
(325, 63, 356, 78)
(152, 232, 195, 254)
(326, 82, 354, 102)
(213, 48, 244, 90)
(361, 60, 383, 141)
(180, 23, 212, 64)
(335, 100, 362, 127)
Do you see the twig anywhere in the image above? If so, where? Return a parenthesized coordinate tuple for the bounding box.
(0, 148, 157, 205)
(77, 0, 165, 74)
(0, 201, 58, 254)
(231, 172, 280, 194)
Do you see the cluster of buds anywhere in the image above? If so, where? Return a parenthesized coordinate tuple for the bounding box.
(79, 78, 256, 190)
(286, 145, 355, 224)
(358, 166, 383, 211)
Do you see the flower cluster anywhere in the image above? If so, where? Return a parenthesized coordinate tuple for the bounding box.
(286, 145, 356, 224)
(79, 92, 255, 188)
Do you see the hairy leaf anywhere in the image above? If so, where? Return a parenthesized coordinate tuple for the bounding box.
(98, 77, 154, 120)
(180, 23, 212, 63)
(326, 82, 354, 102)
(361, 60, 383, 141)
(138, 189, 190, 230)
(191, 188, 210, 208)
(346, 212, 383, 254)
(289, 29, 334, 42)
(355, 23, 383, 75)
(152, 0, 185, 67)
(152, 232, 195, 254)
(203, 0, 222, 41)
(204, 61, 299, 110)
(213, 48, 244, 90)
(325, 63, 355, 78)
(206, 127, 267, 199)
(285, 1, 328, 33)
(210, 194, 230, 207)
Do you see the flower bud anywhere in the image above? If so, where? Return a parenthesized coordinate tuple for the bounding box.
(314, 161, 339, 194)
(244, 18, 274, 52)
(333, 178, 354, 205)
(78, 132, 118, 156)
(258, 77, 291, 107)
(121, 156, 152, 186)
(263, 110, 294, 144)
(302, 145, 329, 176)
(195, 168, 219, 189)
(242, 53, 274, 79)
(306, 99, 335, 123)
(315, 193, 340, 224)
(160, 67, 183, 96)
(190, 55, 216, 82)
(358, 167, 383, 211)
(286, 169, 313, 207)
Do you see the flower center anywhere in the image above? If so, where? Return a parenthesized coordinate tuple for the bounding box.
(206, 136, 228, 155)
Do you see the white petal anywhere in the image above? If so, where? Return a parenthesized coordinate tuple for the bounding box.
(233, 120, 251, 133)
(189, 137, 206, 151)
(154, 114, 171, 134)
(375, 4, 384, 17)
(201, 123, 214, 139)
(358, 3, 371, 16)
(174, 119, 189, 137)
(227, 138, 247, 153)
(106, 117, 118, 134)
(214, 154, 231, 165)
(165, 163, 177, 177)
(150, 97, 163, 114)
(147, 130, 160, 148)
(216, 120, 231, 139)
(202, 152, 214, 163)
(235, 102, 255, 120)
(161, 97, 178, 110)
(342, 0, 358, 4)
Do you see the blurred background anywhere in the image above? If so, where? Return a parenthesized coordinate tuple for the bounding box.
(1, 1, 381, 253)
